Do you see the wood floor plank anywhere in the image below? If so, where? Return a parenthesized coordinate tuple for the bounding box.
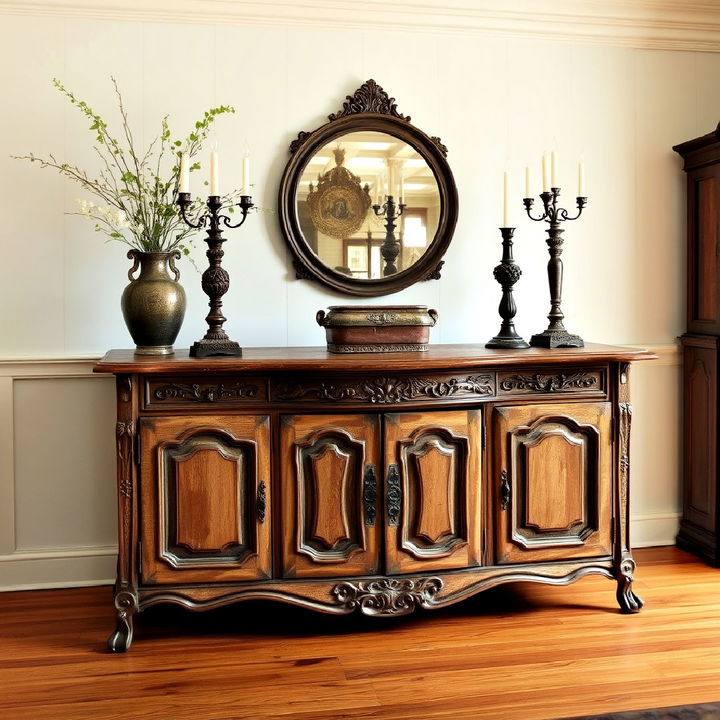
(1, 547, 720, 720)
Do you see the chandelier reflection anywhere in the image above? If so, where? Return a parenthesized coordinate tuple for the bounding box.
(307, 147, 372, 240)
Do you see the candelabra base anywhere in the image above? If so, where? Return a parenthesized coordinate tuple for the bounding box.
(529, 329, 584, 349)
(189, 339, 242, 358)
(485, 330, 530, 350)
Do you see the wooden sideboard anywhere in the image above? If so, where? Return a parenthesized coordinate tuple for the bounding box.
(674, 130, 720, 565)
(94, 343, 654, 652)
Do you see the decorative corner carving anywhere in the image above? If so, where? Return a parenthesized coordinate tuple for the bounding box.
(332, 577, 443, 616)
(289, 130, 312, 154)
(430, 136, 448, 156)
(118, 376, 132, 403)
(153, 381, 259, 403)
(257, 481, 267, 524)
(499, 372, 598, 393)
(293, 259, 314, 280)
(422, 261, 444, 281)
(328, 79, 409, 122)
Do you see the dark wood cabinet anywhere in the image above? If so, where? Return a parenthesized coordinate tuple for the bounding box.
(674, 130, 720, 565)
(95, 343, 652, 651)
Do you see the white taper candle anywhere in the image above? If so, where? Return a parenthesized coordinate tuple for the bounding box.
(242, 155, 250, 196)
(209, 150, 219, 196)
(179, 153, 189, 193)
(503, 171, 509, 227)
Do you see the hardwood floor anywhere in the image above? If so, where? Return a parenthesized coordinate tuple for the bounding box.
(1, 547, 719, 720)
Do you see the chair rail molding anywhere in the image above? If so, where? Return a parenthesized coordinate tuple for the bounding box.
(0, 0, 719, 52)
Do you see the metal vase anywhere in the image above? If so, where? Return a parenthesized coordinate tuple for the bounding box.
(121, 250, 186, 355)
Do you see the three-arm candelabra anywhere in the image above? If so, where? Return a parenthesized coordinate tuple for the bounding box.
(372, 194, 405, 276)
(177, 192, 254, 357)
(523, 188, 588, 348)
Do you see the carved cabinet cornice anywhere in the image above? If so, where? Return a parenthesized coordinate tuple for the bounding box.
(95, 343, 653, 651)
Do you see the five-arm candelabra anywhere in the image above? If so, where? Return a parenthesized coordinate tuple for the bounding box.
(523, 188, 588, 348)
(372, 194, 405, 276)
(177, 192, 254, 357)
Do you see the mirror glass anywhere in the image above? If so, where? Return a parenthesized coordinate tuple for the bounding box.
(294, 131, 440, 280)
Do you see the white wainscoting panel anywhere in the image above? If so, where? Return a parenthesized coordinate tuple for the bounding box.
(0, 345, 681, 591)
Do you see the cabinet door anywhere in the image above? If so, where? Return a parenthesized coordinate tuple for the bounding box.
(682, 336, 718, 534)
(280, 414, 381, 578)
(384, 410, 482, 574)
(493, 402, 612, 564)
(687, 166, 720, 334)
(139, 415, 271, 584)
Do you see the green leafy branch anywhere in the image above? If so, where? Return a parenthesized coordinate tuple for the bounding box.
(13, 77, 235, 254)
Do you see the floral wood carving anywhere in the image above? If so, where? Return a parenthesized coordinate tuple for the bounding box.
(328, 79, 409, 122)
(499, 372, 598, 393)
(332, 577, 443, 616)
(116, 421, 135, 499)
(153, 382, 259, 402)
(274, 374, 494, 404)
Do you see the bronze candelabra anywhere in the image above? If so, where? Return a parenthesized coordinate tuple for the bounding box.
(177, 192, 254, 357)
(523, 188, 588, 348)
(372, 194, 405, 276)
(486, 227, 529, 349)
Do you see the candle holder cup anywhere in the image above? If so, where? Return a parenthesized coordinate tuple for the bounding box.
(523, 188, 587, 348)
(486, 227, 529, 349)
(177, 191, 254, 357)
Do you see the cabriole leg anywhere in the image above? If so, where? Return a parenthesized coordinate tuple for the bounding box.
(108, 590, 138, 653)
(616, 557, 643, 613)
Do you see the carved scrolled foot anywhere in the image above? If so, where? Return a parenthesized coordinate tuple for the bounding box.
(107, 590, 138, 653)
(616, 558, 644, 614)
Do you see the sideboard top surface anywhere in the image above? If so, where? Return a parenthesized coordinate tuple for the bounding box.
(94, 343, 655, 375)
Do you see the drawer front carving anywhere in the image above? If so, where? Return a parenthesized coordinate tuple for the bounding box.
(272, 373, 495, 405)
(497, 368, 605, 397)
(145, 377, 267, 408)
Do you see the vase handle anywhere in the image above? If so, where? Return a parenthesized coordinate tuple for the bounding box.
(168, 250, 182, 282)
(127, 250, 140, 281)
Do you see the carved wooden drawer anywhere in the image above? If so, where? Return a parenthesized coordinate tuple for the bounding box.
(270, 371, 496, 405)
(144, 376, 267, 409)
(497, 367, 606, 398)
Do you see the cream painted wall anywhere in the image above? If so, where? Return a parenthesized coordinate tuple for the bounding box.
(1, 7, 716, 588)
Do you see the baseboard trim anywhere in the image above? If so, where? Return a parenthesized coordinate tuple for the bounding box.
(631, 513, 681, 549)
(0, 516, 681, 591)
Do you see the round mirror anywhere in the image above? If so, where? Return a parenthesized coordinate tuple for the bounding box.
(296, 131, 440, 280)
(279, 80, 458, 296)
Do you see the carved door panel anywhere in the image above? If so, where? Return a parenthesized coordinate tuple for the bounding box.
(280, 414, 381, 578)
(384, 410, 482, 574)
(682, 336, 717, 534)
(493, 402, 612, 564)
(139, 415, 271, 584)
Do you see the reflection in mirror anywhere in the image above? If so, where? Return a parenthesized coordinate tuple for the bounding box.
(295, 130, 440, 280)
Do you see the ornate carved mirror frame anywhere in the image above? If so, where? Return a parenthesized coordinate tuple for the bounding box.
(278, 80, 459, 296)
